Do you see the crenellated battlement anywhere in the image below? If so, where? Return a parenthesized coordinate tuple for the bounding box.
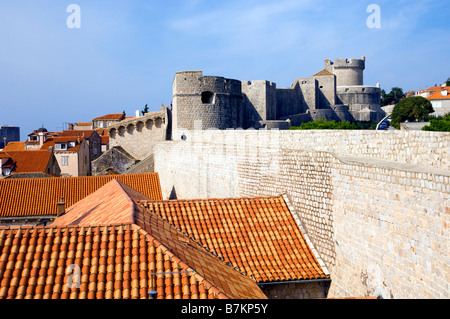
(325, 56, 366, 86)
(326, 57, 365, 70)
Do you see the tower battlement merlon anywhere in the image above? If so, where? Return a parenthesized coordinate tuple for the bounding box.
(325, 56, 366, 87)
(327, 56, 365, 70)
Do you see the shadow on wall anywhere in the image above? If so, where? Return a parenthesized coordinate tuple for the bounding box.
(243, 95, 263, 129)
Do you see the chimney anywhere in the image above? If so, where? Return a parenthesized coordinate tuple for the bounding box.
(57, 197, 65, 216)
(39, 132, 44, 148)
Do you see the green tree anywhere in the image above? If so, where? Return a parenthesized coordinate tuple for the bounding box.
(391, 96, 434, 128)
(381, 87, 404, 106)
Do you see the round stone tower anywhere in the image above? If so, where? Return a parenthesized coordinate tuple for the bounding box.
(324, 56, 365, 87)
(172, 71, 243, 135)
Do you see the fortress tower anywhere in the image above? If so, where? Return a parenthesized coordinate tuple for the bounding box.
(172, 71, 243, 133)
(170, 56, 383, 135)
(325, 56, 365, 87)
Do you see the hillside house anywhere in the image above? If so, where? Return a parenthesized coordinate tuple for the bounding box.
(0, 150, 60, 178)
(427, 87, 450, 116)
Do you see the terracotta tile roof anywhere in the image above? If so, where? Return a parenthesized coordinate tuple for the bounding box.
(2, 142, 25, 152)
(100, 136, 109, 145)
(0, 151, 54, 175)
(40, 137, 84, 152)
(0, 173, 162, 218)
(427, 88, 450, 100)
(424, 86, 442, 92)
(95, 128, 109, 136)
(313, 69, 334, 76)
(75, 122, 93, 126)
(56, 130, 96, 139)
(0, 223, 265, 299)
(52, 179, 150, 227)
(92, 113, 125, 121)
(0, 180, 266, 299)
(137, 197, 330, 283)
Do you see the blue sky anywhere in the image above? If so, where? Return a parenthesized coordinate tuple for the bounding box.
(1, 0, 449, 140)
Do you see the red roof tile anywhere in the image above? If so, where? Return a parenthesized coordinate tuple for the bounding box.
(0, 180, 266, 299)
(313, 69, 334, 76)
(0, 151, 54, 175)
(56, 130, 97, 139)
(92, 113, 125, 121)
(0, 173, 162, 218)
(40, 137, 84, 152)
(0, 223, 266, 299)
(2, 142, 25, 152)
(427, 88, 450, 100)
(137, 197, 330, 283)
(52, 180, 149, 226)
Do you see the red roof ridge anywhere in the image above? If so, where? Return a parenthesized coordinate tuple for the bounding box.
(52, 179, 153, 227)
(140, 195, 284, 203)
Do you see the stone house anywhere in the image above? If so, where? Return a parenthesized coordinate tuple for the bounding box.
(72, 122, 93, 130)
(40, 136, 90, 177)
(56, 129, 103, 161)
(92, 112, 126, 129)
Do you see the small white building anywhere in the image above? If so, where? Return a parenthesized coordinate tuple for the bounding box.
(427, 87, 450, 116)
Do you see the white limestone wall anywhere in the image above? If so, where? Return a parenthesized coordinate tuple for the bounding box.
(154, 129, 450, 298)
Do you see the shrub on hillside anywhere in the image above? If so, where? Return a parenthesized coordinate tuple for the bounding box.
(290, 118, 377, 130)
(422, 113, 450, 132)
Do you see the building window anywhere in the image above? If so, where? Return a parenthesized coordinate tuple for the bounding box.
(432, 101, 442, 109)
(99, 122, 104, 128)
(55, 143, 67, 150)
(61, 156, 69, 166)
(201, 91, 214, 104)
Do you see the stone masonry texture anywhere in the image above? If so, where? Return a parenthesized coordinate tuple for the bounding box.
(154, 129, 450, 298)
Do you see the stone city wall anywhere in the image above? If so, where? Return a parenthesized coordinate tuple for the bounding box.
(108, 110, 167, 161)
(153, 129, 449, 298)
(170, 129, 449, 170)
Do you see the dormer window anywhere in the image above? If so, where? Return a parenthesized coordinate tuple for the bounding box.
(68, 141, 76, 148)
(55, 143, 68, 150)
